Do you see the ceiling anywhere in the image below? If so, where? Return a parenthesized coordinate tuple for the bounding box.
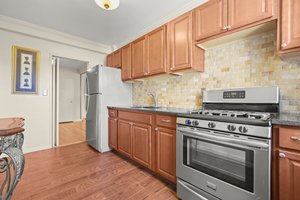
(0, 0, 206, 47)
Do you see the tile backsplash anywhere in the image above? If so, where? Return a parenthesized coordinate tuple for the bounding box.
(133, 31, 300, 113)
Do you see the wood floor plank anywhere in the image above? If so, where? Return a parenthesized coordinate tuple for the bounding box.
(12, 143, 178, 200)
(59, 121, 86, 146)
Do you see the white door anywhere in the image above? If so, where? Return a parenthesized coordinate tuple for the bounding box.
(59, 78, 75, 122)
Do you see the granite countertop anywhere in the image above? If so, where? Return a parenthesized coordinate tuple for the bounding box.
(107, 106, 197, 115)
(272, 113, 300, 127)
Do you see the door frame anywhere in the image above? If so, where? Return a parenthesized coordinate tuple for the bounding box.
(51, 55, 89, 147)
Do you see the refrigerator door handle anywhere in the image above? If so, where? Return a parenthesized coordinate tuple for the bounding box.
(85, 94, 90, 113)
(85, 77, 90, 95)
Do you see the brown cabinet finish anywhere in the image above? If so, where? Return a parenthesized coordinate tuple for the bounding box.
(279, 127, 300, 151)
(194, 0, 227, 41)
(279, 0, 300, 53)
(156, 114, 176, 129)
(117, 120, 132, 157)
(168, 11, 204, 72)
(132, 123, 152, 168)
(278, 150, 300, 200)
(108, 109, 117, 118)
(106, 54, 113, 67)
(147, 26, 167, 75)
(108, 118, 118, 149)
(112, 49, 122, 68)
(131, 36, 148, 78)
(156, 127, 176, 183)
(227, 0, 274, 31)
(121, 44, 132, 81)
(118, 110, 152, 125)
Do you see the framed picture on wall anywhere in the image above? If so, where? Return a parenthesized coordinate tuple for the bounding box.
(12, 46, 40, 94)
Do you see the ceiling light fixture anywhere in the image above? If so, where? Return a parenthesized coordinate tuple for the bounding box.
(95, 0, 120, 10)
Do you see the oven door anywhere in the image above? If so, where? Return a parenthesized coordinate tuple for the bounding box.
(176, 125, 271, 200)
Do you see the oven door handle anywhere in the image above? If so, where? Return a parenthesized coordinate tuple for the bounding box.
(179, 129, 269, 149)
(177, 180, 209, 200)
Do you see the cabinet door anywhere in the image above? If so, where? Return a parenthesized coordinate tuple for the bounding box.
(132, 36, 148, 78)
(108, 117, 118, 149)
(156, 127, 176, 183)
(117, 120, 132, 157)
(279, 150, 300, 200)
(106, 54, 113, 67)
(147, 26, 167, 75)
(168, 12, 193, 71)
(132, 123, 151, 168)
(194, 0, 227, 41)
(279, 0, 300, 51)
(227, 0, 273, 31)
(112, 49, 122, 68)
(121, 44, 132, 81)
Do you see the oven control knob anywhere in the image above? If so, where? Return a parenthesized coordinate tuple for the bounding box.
(185, 119, 191, 125)
(239, 126, 248, 133)
(192, 120, 199, 126)
(228, 125, 236, 131)
(208, 122, 216, 128)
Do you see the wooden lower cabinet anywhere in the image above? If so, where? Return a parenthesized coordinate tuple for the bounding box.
(132, 123, 152, 168)
(108, 117, 118, 149)
(156, 127, 176, 183)
(278, 150, 300, 200)
(117, 120, 132, 157)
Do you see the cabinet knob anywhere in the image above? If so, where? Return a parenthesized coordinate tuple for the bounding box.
(279, 152, 286, 158)
(130, 122, 133, 125)
(226, 25, 231, 29)
(155, 128, 158, 131)
(290, 136, 300, 141)
(281, 43, 287, 48)
(222, 26, 227, 30)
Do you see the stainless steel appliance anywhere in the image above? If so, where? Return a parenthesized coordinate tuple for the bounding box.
(176, 87, 279, 200)
(85, 65, 132, 152)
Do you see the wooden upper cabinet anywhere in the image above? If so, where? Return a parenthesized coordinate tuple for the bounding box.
(121, 44, 132, 81)
(106, 54, 113, 67)
(147, 26, 167, 75)
(168, 11, 204, 72)
(131, 36, 148, 78)
(112, 49, 122, 68)
(117, 120, 132, 157)
(194, 0, 227, 41)
(279, 150, 300, 200)
(132, 123, 152, 168)
(156, 127, 176, 183)
(227, 0, 274, 30)
(279, 0, 300, 52)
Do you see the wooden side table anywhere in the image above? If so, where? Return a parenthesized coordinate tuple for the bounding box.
(0, 118, 25, 200)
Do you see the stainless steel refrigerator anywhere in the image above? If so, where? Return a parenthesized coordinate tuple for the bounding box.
(85, 65, 132, 152)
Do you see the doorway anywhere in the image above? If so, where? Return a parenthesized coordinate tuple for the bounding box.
(52, 56, 88, 147)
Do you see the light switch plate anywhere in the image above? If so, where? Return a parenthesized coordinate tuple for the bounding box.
(42, 89, 48, 96)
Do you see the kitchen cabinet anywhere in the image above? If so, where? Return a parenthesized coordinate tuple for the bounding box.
(131, 36, 148, 78)
(194, 0, 275, 41)
(132, 123, 152, 168)
(278, 0, 300, 54)
(106, 53, 113, 67)
(108, 109, 177, 184)
(108, 109, 118, 149)
(117, 120, 132, 157)
(121, 44, 132, 81)
(168, 11, 204, 72)
(147, 26, 167, 75)
(272, 126, 300, 200)
(112, 49, 122, 68)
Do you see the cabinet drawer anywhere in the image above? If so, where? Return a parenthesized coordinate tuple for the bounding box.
(156, 115, 176, 129)
(279, 127, 300, 151)
(118, 110, 152, 125)
(108, 109, 118, 118)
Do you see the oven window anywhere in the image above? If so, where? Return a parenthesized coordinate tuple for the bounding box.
(183, 136, 254, 193)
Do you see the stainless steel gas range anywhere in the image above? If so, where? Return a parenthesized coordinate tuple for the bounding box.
(176, 87, 279, 200)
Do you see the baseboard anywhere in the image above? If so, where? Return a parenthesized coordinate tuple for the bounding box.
(23, 145, 52, 154)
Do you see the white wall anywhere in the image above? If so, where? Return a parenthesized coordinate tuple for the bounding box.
(59, 67, 81, 123)
(0, 28, 106, 153)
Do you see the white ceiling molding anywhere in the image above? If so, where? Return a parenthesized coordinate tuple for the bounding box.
(0, 15, 112, 54)
(115, 0, 208, 49)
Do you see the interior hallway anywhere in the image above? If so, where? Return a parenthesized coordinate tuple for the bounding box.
(59, 121, 86, 146)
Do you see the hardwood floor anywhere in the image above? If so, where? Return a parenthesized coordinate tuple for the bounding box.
(59, 121, 86, 146)
(13, 143, 178, 200)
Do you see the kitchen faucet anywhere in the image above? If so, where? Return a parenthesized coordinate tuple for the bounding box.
(148, 92, 158, 107)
